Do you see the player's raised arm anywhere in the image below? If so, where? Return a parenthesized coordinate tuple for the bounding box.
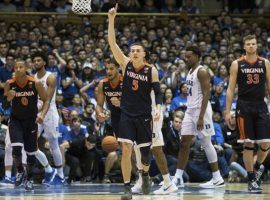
(108, 3, 129, 72)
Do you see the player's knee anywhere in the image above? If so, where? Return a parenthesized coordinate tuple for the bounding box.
(121, 143, 132, 155)
(107, 151, 117, 159)
(5, 145, 12, 155)
(200, 136, 212, 147)
(140, 146, 151, 166)
(48, 138, 60, 151)
(151, 146, 162, 157)
(12, 146, 22, 157)
(259, 143, 270, 152)
(244, 146, 255, 151)
(180, 136, 194, 148)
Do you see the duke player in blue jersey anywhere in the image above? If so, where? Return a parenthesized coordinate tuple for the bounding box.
(108, 4, 163, 200)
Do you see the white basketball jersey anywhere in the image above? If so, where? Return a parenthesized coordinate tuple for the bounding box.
(186, 65, 203, 109)
(35, 72, 56, 108)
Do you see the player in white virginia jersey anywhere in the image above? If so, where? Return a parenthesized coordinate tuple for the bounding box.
(32, 52, 65, 185)
(172, 46, 225, 189)
(132, 88, 177, 194)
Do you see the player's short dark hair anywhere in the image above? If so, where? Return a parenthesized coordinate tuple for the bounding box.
(243, 34, 256, 43)
(186, 46, 201, 58)
(105, 57, 118, 66)
(130, 42, 145, 51)
(31, 51, 48, 65)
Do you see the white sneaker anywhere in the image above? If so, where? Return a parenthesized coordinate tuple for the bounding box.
(172, 176, 184, 188)
(153, 182, 178, 194)
(199, 178, 225, 188)
(131, 181, 142, 193)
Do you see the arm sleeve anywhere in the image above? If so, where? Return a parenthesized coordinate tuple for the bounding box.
(152, 82, 163, 105)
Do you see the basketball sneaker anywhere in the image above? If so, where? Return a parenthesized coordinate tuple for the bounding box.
(248, 180, 262, 193)
(15, 171, 25, 187)
(0, 176, 14, 186)
(199, 178, 225, 188)
(43, 168, 57, 185)
(121, 185, 132, 200)
(142, 175, 151, 194)
(24, 179, 34, 191)
(255, 165, 265, 187)
(102, 174, 111, 183)
(153, 182, 178, 194)
(172, 176, 185, 188)
(131, 180, 142, 193)
(50, 175, 67, 185)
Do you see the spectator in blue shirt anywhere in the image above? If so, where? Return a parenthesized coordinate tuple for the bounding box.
(170, 83, 188, 112)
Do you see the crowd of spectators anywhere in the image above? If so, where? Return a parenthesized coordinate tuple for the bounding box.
(0, 5, 270, 184)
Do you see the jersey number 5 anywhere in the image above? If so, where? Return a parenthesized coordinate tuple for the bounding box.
(246, 74, 259, 84)
(132, 80, 138, 91)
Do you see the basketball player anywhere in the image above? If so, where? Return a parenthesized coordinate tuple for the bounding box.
(225, 35, 270, 193)
(32, 51, 65, 185)
(3, 60, 50, 191)
(96, 58, 122, 182)
(173, 46, 225, 189)
(108, 4, 162, 200)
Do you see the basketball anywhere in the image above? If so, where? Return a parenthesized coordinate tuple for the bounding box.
(101, 136, 118, 153)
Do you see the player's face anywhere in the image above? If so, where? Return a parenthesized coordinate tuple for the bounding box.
(106, 64, 118, 81)
(184, 51, 198, 68)
(244, 38, 257, 54)
(129, 45, 145, 62)
(14, 61, 27, 77)
(33, 56, 46, 71)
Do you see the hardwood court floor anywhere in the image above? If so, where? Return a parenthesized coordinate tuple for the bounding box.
(0, 183, 269, 200)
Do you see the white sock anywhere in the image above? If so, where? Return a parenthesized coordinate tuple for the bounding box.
(45, 165, 53, 173)
(162, 173, 171, 187)
(35, 150, 52, 173)
(57, 168, 64, 179)
(212, 170, 222, 181)
(5, 170, 11, 178)
(175, 169, 184, 178)
(137, 170, 142, 184)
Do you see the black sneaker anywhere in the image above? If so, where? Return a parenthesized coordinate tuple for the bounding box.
(255, 165, 265, 187)
(24, 179, 34, 191)
(121, 185, 132, 200)
(142, 175, 151, 195)
(248, 180, 262, 193)
(15, 171, 25, 187)
(102, 174, 111, 183)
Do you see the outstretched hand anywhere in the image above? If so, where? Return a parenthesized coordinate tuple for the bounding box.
(108, 3, 118, 19)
